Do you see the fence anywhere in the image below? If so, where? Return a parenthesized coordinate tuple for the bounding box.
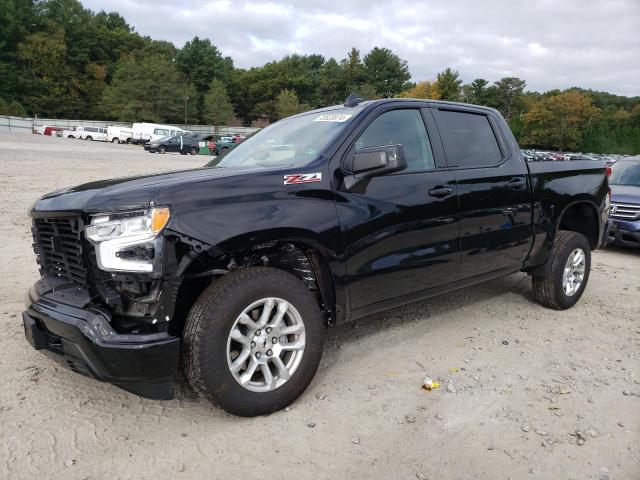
(0, 115, 259, 137)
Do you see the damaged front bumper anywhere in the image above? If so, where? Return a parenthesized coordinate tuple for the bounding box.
(22, 276, 180, 399)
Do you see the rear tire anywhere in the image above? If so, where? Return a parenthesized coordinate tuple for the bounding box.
(158, 145, 166, 154)
(111, 137, 118, 143)
(182, 267, 323, 417)
(532, 230, 591, 310)
(189, 146, 198, 155)
(86, 136, 93, 141)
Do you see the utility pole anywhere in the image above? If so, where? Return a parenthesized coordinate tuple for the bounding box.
(183, 92, 189, 129)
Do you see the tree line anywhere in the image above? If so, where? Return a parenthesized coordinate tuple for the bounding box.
(1, 0, 639, 153)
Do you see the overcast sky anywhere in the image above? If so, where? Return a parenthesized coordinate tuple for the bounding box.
(82, 0, 640, 96)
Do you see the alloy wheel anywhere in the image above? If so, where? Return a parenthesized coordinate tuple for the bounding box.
(226, 297, 306, 392)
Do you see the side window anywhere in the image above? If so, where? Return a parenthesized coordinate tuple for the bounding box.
(355, 109, 435, 173)
(437, 111, 503, 168)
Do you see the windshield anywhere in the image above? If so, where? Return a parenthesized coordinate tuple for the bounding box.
(610, 160, 640, 186)
(206, 108, 360, 168)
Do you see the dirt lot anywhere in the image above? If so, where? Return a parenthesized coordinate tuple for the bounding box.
(0, 133, 638, 480)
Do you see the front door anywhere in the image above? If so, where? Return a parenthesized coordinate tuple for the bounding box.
(167, 136, 181, 152)
(335, 107, 460, 311)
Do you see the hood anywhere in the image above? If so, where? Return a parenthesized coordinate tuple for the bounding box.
(31, 166, 267, 214)
(610, 184, 640, 205)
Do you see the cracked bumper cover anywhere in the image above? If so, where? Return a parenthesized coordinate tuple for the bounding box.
(22, 276, 180, 399)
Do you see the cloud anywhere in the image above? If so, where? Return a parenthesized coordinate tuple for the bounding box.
(81, 0, 640, 96)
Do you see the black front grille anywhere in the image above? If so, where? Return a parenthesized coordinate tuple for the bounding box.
(32, 216, 89, 286)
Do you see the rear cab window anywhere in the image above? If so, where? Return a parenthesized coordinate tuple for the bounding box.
(436, 110, 503, 168)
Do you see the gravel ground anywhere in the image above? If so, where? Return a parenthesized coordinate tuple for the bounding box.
(0, 133, 638, 480)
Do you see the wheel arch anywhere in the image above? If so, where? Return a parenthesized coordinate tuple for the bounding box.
(169, 231, 340, 337)
(556, 200, 600, 249)
(528, 199, 600, 277)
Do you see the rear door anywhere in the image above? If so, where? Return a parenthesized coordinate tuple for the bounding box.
(335, 105, 460, 311)
(432, 107, 533, 278)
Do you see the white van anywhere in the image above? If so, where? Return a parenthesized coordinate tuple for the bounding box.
(107, 126, 133, 144)
(131, 123, 184, 144)
(76, 126, 108, 141)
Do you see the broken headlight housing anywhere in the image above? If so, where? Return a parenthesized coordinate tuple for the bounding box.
(85, 207, 170, 273)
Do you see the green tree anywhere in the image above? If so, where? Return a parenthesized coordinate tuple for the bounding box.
(203, 79, 235, 125)
(176, 37, 233, 90)
(468, 78, 489, 104)
(460, 84, 473, 103)
(399, 80, 440, 99)
(16, 28, 78, 117)
(631, 104, 640, 127)
(228, 53, 324, 123)
(339, 47, 366, 98)
(0, 97, 8, 114)
(493, 77, 527, 121)
(363, 47, 411, 97)
(7, 99, 27, 116)
(320, 58, 342, 105)
(140, 39, 178, 60)
(435, 68, 462, 101)
(0, 0, 42, 101)
(175, 37, 233, 122)
(100, 55, 186, 123)
(275, 89, 308, 119)
(523, 91, 600, 151)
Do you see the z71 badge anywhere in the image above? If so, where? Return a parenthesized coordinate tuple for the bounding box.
(283, 173, 322, 185)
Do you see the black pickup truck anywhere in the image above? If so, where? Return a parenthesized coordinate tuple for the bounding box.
(23, 98, 609, 416)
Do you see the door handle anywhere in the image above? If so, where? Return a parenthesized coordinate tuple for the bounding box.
(428, 186, 453, 198)
(508, 178, 526, 190)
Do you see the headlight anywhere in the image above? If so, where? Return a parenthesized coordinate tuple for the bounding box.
(86, 207, 170, 273)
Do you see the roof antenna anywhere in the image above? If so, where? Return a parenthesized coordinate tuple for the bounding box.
(344, 92, 364, 107)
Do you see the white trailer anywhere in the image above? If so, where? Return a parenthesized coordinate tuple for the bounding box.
(107, 126, 133, 143)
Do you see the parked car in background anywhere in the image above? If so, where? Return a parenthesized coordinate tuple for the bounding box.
(131, 123, 185, 145)
(607, 156, 640, 248)
(76, 126, 108, 141)
(43, 126, 62, 136)
(207, 137, 238, 156)
(144, 134, 199, 154)
(60, 127, 78, 138)
(107, 126, 133, 144)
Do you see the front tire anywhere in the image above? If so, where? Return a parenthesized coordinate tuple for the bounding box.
(532, 230, 591, 310)
(182, 267, 323, 417)
(158, 145, 166, 154)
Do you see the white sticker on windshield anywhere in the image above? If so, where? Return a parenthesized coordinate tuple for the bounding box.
(314, 113, 352, 122)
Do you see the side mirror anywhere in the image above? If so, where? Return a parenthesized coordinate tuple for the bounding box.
(345, 145, 407, 179)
